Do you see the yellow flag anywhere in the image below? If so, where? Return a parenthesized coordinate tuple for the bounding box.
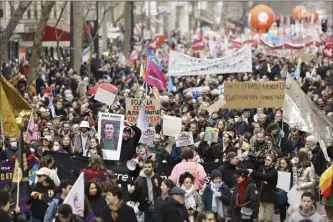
(0, 74, 32, 117)
(0, 82, 20, 139)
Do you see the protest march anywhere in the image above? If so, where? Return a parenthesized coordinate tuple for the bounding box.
(0, 2, 333, 222)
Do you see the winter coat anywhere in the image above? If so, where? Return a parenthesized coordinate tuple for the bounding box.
(292, 164, 317, 193)
(170, 160, 207, 190)
(44, 194, 64, 222)
(310, 144, 327, 177)
(227, 180, 260, 222)
(288, 206, 325, 222)
(119, 125, 141, 162)
(87, 195, 107, 218)
(157, 197, 190, 222)
(250, 166, 278, 203)
(130, 171, 162, 212)
(218, 162, 238, 189)
(202, 183, 232, 220)
(101, 204, 138, 222)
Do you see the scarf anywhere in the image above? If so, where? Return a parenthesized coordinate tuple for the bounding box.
(181, 184, 196, 221)
(210, 182, 223, 212)
(110, 200, 123, 221)
(236, 177, 252, 207)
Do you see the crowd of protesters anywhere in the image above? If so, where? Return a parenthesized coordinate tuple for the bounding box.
(0, 29, 333, 222)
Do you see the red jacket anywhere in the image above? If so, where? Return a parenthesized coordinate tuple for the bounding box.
(81, 166, 112, 183)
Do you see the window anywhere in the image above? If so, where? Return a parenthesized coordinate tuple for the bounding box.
(175, 6, 181, 29)
(27, 9, 31, 19)
(34, 2, 38, 19)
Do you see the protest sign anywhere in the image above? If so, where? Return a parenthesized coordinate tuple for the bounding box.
(140, 127, 155, 147)
(168, 44, 252, 76)
(277, 171, 291, 192)
(224, 81, 285, 109)
(125, 98, 160, 125)
(162, 115, 182, 137)
(204, 127, 219, 143)
(176, 132, 194, 147)
(207, 99, 226, 114)
(94, 88, 116, 105)
(98, 112, 125, 160)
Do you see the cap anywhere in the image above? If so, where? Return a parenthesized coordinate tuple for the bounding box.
(234, 169, 249, 178)
(79, 121, 90, 129)
(43, 135, 52, 142)
(36, 167, 51, 177)
(227, 152, 237, 159)
(211, 169, 222, 180)
(170, 187, 186, 195)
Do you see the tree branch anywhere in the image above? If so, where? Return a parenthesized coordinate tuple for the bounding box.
(55, 2, 68, 42)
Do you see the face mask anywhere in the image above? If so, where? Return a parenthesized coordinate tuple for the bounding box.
(53, 146, 60, 151)
(235, 117, 240, 123)
(30, 148, 36, 153)
(10, 142, 17, 148)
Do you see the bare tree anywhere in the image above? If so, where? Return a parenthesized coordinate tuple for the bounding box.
(54, 1, 68, 66)
(123, 2, 133, 59)
(83, 2, 119, 78)
(0, 1, 32, 63)
(27, 1, 55, 83)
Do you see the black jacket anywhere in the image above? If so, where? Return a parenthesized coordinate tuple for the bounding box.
(119, 125, 141, 162)
(227, 180, 260, 222)
(157, 197, 190, 222)
(87, 195, 107, 218)
(130, 172, 162, 212)
(311, 144, 327, 177)
(218, 162, 238, 189)
(250, 167, 278, 203)
(101, 204, 138, 222)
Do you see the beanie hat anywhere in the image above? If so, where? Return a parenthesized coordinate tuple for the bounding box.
(211, 169, 222, 180)
(227, 151, 237, 159)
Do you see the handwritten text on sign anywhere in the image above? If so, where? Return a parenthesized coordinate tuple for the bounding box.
(125, 98, 160, 125)
(224, 81, 285, 109)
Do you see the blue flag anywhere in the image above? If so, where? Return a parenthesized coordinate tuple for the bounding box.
(167, 77, 175, 92)
(146, 48, 163, 71)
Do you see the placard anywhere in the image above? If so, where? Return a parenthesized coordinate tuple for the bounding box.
(125, 98, 160, 125)
(207, 99, 226, 114)
(140, 127, 155, 147)
(98, 113, 125, 160)
(94, 88, 116, 105)
(204, 127, 219, 143)
(176, 132, 194, 147)
(277, 171, 291, 192)
(162, 115, 181, 137)
(224, 81, 285, 109)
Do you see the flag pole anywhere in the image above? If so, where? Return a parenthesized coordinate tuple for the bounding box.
(16, 170, 20, 208)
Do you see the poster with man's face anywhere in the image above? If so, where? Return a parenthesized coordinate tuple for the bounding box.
(98, 113, 124, 160)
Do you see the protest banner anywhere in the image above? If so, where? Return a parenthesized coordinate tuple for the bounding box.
(125, 98, 160, 125)
(94, 88, 116, 105)
(176, 132, 194, 147)
(98, 113, 125, 160)
(224, 81, 285, 109)
(168, 44, 252, 76)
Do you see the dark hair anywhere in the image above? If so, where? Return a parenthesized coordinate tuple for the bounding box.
(85, 181, 102, 197)
(144, 159, 154, 166)
(182, 147, 194, 161)
(198, 211, 215, 222)
(278, 157, 292, 172)
(162, 179, 175, 194)
(266, 122, 279, 133)
(57, 203, 73, 217)
(87, 138, 103, 158)
(59, 180, 74, 194)
(0, 190, 9, 206)
(267, 153, 277, 164)
(301, 191, 314, 200)
(39, 155, 54, 168)
(100, 181, 114, 194)
(109, 185, 123, 200)
(179, 172, 195, 185)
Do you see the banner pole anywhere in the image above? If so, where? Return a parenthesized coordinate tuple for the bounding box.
(16, 169, 20, 208)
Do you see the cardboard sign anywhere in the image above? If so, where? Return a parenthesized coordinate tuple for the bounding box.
(224, 81, 285, 109)
(162, 115, 181, 137)
(94, 88, 116, 105)
(207, 99, 226, 114)
(125, 98, 160, 125)
(140, 127, 155, 147)
(176, 132, 194, 147)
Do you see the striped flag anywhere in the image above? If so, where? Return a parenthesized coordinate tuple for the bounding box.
(320, 165, 333, 198)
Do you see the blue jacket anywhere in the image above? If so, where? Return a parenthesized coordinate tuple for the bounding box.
(202, 182, 232, 211)
(171, 145, 182, 163)
(44, 194, 64, 222)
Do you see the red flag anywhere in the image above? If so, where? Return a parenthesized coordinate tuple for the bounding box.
(145, 62, 166, 91)
(148, 35, 166, 51)
(192, 41, 205, 50)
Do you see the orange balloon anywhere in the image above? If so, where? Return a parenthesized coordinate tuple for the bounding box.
(292, 5, 307, 21)
(250, 5, 275, 33)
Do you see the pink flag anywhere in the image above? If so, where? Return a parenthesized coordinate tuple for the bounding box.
(25, 113, 36, 143)
(145, 61, 166, 91)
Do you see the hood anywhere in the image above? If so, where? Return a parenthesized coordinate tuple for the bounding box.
(139, 170, 154, 179)
(298, 206, 316, 218)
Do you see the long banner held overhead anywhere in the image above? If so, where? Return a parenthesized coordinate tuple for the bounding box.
(125, 98, 160, 125)
(168, 44, 252, 76)
(224, 81, 285, 109)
